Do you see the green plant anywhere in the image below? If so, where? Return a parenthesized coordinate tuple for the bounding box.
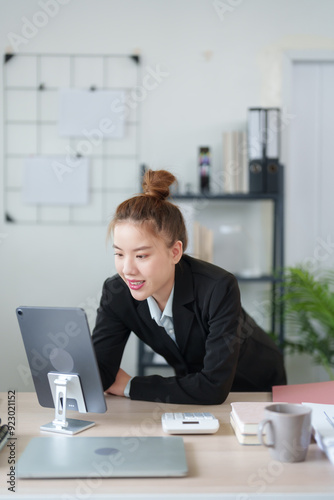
(279, 266, 334, 380)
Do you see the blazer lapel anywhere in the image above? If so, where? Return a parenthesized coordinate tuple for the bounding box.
(172, 259, 196, 354)
(136, 300, 186, 367)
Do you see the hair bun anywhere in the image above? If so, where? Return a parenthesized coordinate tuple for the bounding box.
(142, 169, 176, 201)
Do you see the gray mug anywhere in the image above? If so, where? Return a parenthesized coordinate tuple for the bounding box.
(258, 403, 312, 463)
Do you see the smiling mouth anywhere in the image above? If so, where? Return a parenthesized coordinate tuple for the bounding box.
(128, 280, 145, 290)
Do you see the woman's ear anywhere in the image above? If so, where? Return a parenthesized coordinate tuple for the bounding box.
(171, 240, 183, 264)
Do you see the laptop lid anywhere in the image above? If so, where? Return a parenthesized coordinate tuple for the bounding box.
(17, 436, 188, 478)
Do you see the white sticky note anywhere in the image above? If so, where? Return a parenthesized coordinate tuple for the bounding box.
(58, 89, 125, 138)
(23, 156, 89, 205)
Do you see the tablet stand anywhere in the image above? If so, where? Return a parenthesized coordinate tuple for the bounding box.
(40, 373, 95, 435)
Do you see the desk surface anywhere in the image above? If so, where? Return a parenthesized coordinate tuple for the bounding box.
(1, 391, 334, 499)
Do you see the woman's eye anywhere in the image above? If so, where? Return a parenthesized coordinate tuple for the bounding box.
(136, 254, 147, 259)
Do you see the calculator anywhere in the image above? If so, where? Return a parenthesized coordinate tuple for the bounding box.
(161, 412, 220, 434)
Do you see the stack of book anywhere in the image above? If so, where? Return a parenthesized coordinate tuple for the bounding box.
(273, 380, 334, 404)
(230, 401, 270, 445)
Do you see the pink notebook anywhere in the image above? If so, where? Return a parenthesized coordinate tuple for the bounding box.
(273, 380, 334, 404)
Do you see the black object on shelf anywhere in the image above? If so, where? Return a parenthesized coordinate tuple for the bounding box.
(266, 160, 280, 193)
(198, 146, 211, 193)
(249, 159, 266, 193)
(265, 108, 281, 193)
(248, 108, 281, 194)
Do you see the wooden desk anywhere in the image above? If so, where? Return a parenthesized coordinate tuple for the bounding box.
(1, 391, 334, 499)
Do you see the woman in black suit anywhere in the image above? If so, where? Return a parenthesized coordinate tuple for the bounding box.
(92, 169, 286, 405)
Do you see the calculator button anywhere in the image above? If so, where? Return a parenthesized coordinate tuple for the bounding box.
(163, 413, 174, 419)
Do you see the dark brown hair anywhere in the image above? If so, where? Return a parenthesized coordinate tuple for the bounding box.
(108, 169, 188, 251)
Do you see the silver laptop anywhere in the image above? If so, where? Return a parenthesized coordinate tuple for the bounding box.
(17, 436, 188, 478)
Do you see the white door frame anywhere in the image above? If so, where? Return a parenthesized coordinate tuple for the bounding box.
(281, 49, 334, 169)
(281, 51, 334, 383)
(281, 49, 334, 269)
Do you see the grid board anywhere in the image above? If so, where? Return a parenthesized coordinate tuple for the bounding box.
(2, 53, 141, 225)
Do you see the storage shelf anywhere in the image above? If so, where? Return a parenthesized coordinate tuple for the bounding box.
(234, 274, 281, 283)
(172, 192, 280, 201)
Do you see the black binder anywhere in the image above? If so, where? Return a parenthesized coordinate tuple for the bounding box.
(249, 159, 266, 193)
(265, 108, 280, 193)
(247, 107, 281, 193)
(248, 108, 266, 193)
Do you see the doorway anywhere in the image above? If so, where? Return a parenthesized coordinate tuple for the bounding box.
(282, 53, 334, 383)
(283, 57, 334, 268)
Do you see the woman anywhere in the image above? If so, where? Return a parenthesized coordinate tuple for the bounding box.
(92, 169, 286, 405)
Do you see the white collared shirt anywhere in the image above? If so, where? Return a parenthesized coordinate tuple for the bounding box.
(146, 286, 177, 344)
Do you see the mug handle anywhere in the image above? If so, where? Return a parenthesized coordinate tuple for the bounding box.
(258, 419, 274, 447)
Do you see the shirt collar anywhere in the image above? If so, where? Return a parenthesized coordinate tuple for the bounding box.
(147, 285, 174, 325)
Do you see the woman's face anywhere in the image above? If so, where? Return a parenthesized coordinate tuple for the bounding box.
(113, 222, 182, 310)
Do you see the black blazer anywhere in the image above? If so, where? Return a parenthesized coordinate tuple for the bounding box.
(92, 254, 286, 405)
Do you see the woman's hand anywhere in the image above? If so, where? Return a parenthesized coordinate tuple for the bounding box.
(106, 368, 131, 397)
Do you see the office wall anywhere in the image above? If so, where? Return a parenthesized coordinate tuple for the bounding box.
(1, 0, 334, 392)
